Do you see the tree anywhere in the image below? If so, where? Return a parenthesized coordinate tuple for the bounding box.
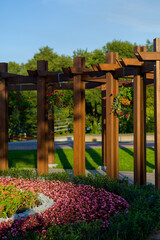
(25, 46, 73, 72)
(102, 40, 135, 58)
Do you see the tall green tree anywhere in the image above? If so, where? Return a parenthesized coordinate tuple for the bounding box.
(102, 40, 135, 58)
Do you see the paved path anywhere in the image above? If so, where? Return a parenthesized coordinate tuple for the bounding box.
(8, 134, 155, 150)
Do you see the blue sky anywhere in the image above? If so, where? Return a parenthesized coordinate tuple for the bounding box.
(1, 0, 160, 64)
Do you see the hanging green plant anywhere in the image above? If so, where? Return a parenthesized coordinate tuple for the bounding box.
(112, 85, 133, 120)
(10, 92, 31, 111)
(46, 90, 70, 111)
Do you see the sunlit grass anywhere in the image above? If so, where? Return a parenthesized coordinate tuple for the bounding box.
(8, 148, 155, 172)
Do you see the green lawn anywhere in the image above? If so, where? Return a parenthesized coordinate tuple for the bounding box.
(8, 147, 155, 172)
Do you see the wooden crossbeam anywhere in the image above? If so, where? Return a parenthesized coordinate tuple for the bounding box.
(92, 64, 99, 71)
(136, 51, 160, 61)
(69, 67, 93, 74)
(140, 62, 154, 74)
(98, 63, 120, 71)
(8, 84, 37, 91)
(121, 58, 143, 66)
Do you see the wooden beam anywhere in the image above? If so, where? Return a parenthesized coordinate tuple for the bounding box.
(48, 86, 55, 166)
(154, 38, 160, 189)
(121, 58, 143, 67)
(92, 64, 99, 71)
(101, 84, 106, 166)
(133, 46, 146, 185)
(37, 60, 48, 174)
(98, 63, 120, 71)
(0, 63, 8, 171)
(141, 62, 154, 74)
(137, 51, 160, 61)
(73, 57, 85, 176)
(8, 84, 37, 91)
(105, 52, 119, 180)
(6, 76, 36, 84)
(69, 67, 93, 74)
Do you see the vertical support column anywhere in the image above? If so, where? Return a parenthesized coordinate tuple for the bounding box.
(48, 86, 55, 167)
(0, 63, 8, 170)
(73, 57, 85, 175)
(37, 60, 48, 174)
(134, 46, 146, 185)
(106, 52, 119, 179)
(154, 38, 160, 189)
(101, 84, 106, 166)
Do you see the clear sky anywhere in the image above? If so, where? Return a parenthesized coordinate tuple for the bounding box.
(1, 0, 160, 64)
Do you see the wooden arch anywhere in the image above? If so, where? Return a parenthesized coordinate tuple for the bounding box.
(1, 37, 160, 189)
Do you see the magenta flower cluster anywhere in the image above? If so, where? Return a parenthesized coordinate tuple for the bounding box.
(0, 178, 129, 239)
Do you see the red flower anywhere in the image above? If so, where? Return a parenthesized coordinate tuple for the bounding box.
(60, 94, 64, 97)
(55, 98, 59, 103)
(18, 92, 21, 96)
(55, 90, 58, 93)
(113, 89, 116, 92)
(66, 103, 69, 106)
(17, 98, 20, 101)
(126, 113, 130, 117)
(120, 111, 123, 116)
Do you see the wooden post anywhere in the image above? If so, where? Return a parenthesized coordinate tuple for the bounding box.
(134, 46, 146, 185)
(153, 38, 160, 189)
(0, 63, 8, 170)
(37, 60, 48, 174)
(101, 84, 106, 166)
(48, 86, 55, 166)
(73, 57, 85, 175)
(106, 52, 119, 179)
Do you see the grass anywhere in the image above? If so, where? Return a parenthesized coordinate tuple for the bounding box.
(8, 147, 155, 172)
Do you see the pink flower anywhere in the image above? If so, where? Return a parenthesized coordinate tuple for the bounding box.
(126, 113, 130, 117)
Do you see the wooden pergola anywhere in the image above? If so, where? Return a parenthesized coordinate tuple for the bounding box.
(0, 37, 160, 188)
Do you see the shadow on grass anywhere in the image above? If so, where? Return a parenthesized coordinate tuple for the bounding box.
(120, 147, 133, 157)
(85, 149, 102, 169)
(121, 147, 155, 171)
(8, 150, 37, 168)
(56, 149, 72, 169)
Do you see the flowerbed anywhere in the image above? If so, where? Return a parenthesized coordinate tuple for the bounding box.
(0, 178, 129, 239)
(0, 183, 38, 218)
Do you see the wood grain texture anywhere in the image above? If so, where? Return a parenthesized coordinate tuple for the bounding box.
(154, 38, 160, 189)
(105, 52, 119, 180)
(73, 57, 85, 176)
(37, 60, 48, 174)
(0, 63, 8, 170)
(48, 86, 54, 165)
(133, 46, 146, 185)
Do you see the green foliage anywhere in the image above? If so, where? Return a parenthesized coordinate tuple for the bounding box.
(0, 184, 38, 218)
(146, 39, 153, 52)
(25, 46, 73, 72)
(113, 86, 133, 120)
(102, 40, 135, 58)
